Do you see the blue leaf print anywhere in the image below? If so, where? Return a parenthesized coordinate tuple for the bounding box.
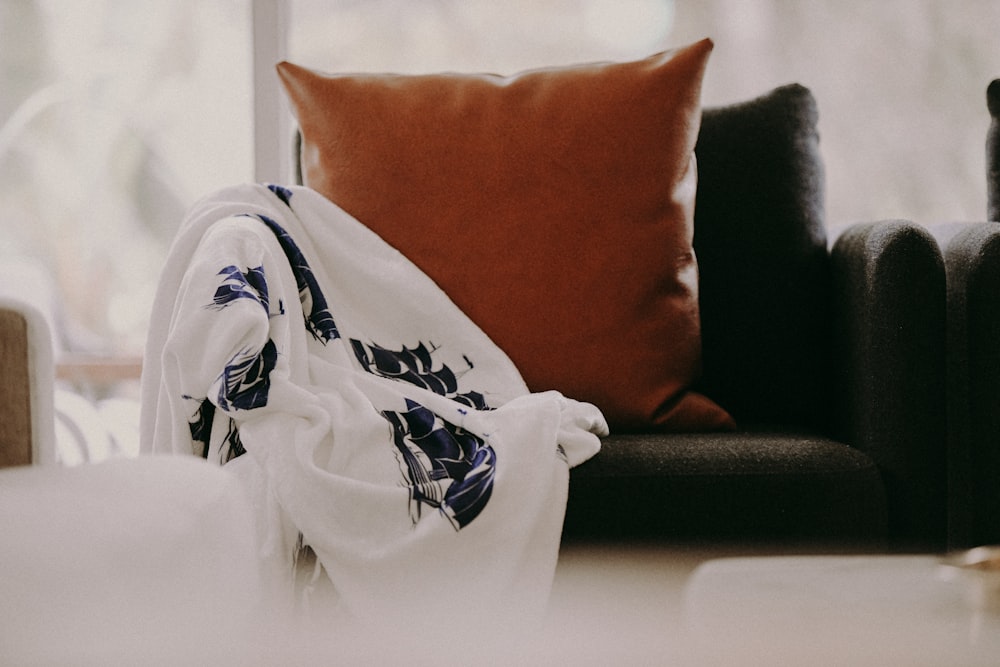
(382, 399, 495, 530)
(210, 265, 269, 312)
(351, 339, 489, 410)
(220, 419, 246, 463)
(187, 397, 216, 459)
(267, 184, 294, 207)
(353, 338, 495, 527)
(185, 396, 247, 462)
(217, 339, 278, 412)
(243, 213, 340, 344)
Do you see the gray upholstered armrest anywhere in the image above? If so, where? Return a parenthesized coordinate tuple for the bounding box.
(931, 222, 1000, 547)
(829, 220, 947, 549)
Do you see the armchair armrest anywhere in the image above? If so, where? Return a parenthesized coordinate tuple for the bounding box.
(830, 221, 947, 550)
(0, 299, 55, 468)
(931, 222, 1000, 547)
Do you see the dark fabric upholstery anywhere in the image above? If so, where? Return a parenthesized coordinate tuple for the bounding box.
(291, 80, 948, 551)
(987, 79, 1000, 222)
(936, 224, 1000, 547)
(564, 431, 887, 547)
(565, 216, 949, 549)
(694, 84, 831, 431)
(564, 89, 947, 551)
(829, 222, 947, 549)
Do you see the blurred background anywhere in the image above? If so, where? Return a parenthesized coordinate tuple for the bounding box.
(2, 0, 998, 461)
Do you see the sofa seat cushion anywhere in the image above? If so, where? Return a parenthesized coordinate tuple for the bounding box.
(564, 430, 887, 546)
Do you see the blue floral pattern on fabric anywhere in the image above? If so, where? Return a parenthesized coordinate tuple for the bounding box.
(187, 396, 216, 458)
(217, 340, 278, 412)
(219, 419, 246, 463)
(267, 183, 294, 207)
(352, 338, 496, 530)
(197, 260, 279, 428)
(195, 194, 496, 528)
(244, 212, 340, 344)
(351, 339, 488, 411)
(187, 396, 245, 463)
(211, 265, 269, 312)
(382, 399, 495, 530)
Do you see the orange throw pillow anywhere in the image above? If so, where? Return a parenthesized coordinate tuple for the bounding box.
(277, 38, 734, 432)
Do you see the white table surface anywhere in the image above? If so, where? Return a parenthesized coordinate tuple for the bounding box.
(542, 544, 1000, 665)
(4, 461, 995, 667)
(683, 554, 1000, 666)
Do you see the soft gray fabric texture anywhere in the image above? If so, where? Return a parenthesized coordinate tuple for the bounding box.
(291, 80, 948, 551)
(828, 222, 947, 548)
(693, 84, 829, 431)
(564, 431, 887, 546)
(563, 88, 947, 550)
(935, 223, 1000, 547)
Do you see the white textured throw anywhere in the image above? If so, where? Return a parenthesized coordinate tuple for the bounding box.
(139, 184, 606, 632)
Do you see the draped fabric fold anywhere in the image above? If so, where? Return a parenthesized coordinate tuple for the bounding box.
(139, 183, 606, 632)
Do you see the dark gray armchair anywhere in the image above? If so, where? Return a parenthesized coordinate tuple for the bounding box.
(291, 81, 949, 552)
(930, 78, 1000, 549)
(563, 85, 948, 552)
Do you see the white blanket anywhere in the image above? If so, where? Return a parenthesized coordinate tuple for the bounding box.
(139, 184, 606, 634)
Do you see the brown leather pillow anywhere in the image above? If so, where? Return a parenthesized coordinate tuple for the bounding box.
(277, 38, 734, 432)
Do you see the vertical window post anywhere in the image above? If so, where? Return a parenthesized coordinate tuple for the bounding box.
(252, 0, 291, 184)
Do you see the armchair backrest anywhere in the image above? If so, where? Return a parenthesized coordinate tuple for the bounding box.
(288, 80, 832, 432)
(694, 85, 832, 430)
